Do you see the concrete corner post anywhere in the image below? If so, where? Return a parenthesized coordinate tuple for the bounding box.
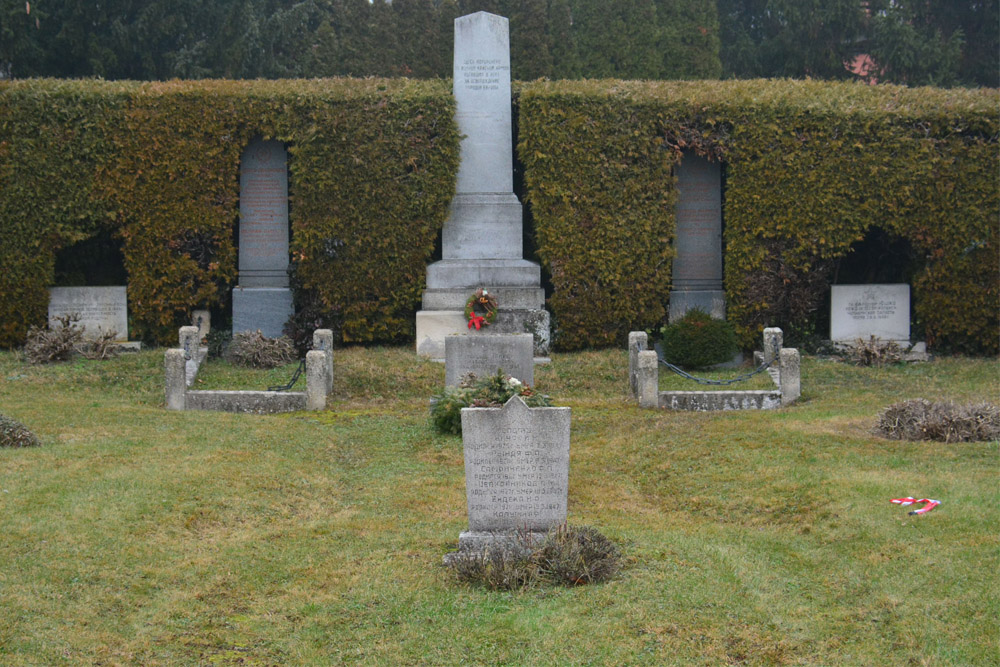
(179, 326, 199, 359)
(313, 329, 334, 395)
(779, 348, 801, 406)
(637, 350, 659, 408)
(763, 327, 783, 363)
(165, 349, 186, 410)
(628, 331, 648, 397)
(305, 350, 327, 410)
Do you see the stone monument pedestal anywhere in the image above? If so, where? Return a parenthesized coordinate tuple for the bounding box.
(232, 287, 293, 339)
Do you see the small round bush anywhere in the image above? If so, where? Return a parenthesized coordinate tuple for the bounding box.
(226, 330, 297, 369)
(0, 415, 41, 448)
(658, 308, 738, 369)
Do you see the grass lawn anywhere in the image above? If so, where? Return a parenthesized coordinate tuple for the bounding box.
(0, 346, 997, 666)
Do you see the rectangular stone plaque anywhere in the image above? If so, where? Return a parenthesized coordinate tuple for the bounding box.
(461, 396, 571, 532)
(831, 284, 910, 342)
(48, 286, 128, 341)
(445, 333, 534, 386)
(239, 138, 289, 287)
(672, 152, 722, 291)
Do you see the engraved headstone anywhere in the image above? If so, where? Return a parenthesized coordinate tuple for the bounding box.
(445, 333, 534, 387)
(669, 152, 725, 322)
(48, 286, 128, 341)
(416, 12, 549, 359)
(450, 395, 571, 556)
(831, 284, 910, 343)
(233, 138, 294, 338)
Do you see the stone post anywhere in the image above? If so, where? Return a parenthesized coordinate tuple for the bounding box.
(165, 349, 186, 410)
(779, 348, 801, 406)
(763, 327, 783, 363)
(313, 329, 334, 395)
(628, 331, 648, 397)
(192, 310, 210, 340)
(637, 350, 659, 408)
(179, 326, 199, 359)
(305, 350, 327, 411)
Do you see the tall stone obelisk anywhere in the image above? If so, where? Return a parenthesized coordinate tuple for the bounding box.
(415, 12, 549, 359)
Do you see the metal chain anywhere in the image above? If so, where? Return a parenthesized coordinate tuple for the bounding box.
(638, 342, 777, 386)
(268, 358, 306, 392)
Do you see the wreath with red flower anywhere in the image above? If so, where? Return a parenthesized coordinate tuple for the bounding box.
(465, 288, 498, 330)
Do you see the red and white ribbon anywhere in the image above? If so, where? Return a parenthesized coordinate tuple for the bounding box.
(891, 497, 941, 515)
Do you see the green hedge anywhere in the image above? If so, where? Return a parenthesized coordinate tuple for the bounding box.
(0, 79, 459, 346)
(2, 78, 996, 355)
(518, 79, 999, 354)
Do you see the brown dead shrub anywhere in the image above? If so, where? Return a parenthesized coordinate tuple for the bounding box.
(876, 399, 1000, 443)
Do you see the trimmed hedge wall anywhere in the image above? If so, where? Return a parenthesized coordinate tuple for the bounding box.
(2, 78, 996, 355)
(0, 79, 459, 346)
(518, 80, 999, 353)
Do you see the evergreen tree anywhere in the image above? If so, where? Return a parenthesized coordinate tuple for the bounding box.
(656, 0, 721, 79)
(392, 0, 442, 78)
(547, 0, 579, 79)
(508, 0, 553, 80)
(1, 0, 45, 78)
(571, 0, 661, 79)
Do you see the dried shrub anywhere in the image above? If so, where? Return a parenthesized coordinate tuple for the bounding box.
(450, 545, 540, 591)
(226, 330, 296, 369)
(0, 414, 41, 448)
(535, 524, 623, 586)
(22, 314, 84, 364)
(450, 525, 622, 590)
(846, 336, 902, 367)
(876, 399, 1000, 443)
(76, 329, 121, 360)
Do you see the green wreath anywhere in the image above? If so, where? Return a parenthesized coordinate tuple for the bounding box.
(464, 288, 498, 329)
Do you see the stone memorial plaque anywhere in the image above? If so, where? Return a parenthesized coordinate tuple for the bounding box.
(461, 396, 571, 532)
(48, 286, 128, 341)
(234, 137, 293, 335)
(239, 138, 289, 288)
(673, 153, 722, 290)
(445, 333, 534, 387)
(831, 284, 910, 342)
(669, 152, 725, 322)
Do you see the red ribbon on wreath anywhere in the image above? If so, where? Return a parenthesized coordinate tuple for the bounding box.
(468, 313, 486, 330)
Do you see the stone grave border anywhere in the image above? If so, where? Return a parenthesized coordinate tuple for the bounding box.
(165, 328, 333, 414)
(629, 327, 800, 411)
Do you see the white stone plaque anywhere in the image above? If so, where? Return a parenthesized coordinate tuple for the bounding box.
(461, 396, 571, 532)
(48, 286, 128, 341)
(831, 284, 910, 342)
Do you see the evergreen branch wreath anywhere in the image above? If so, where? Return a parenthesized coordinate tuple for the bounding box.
(465, 288, 498, 330)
